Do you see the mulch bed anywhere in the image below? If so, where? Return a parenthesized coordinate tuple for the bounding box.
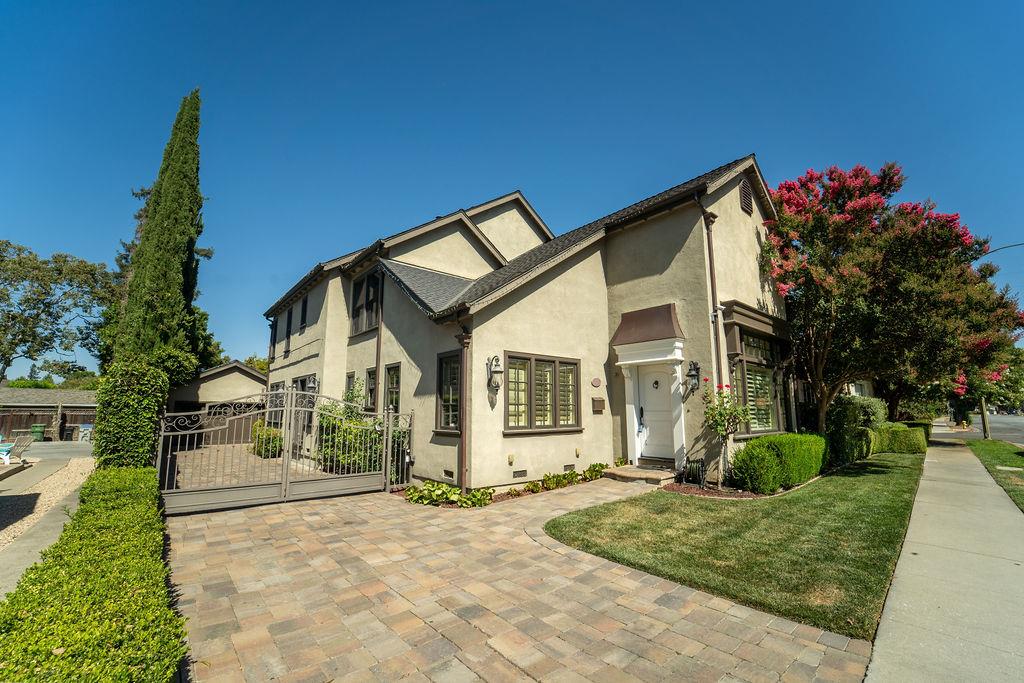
(661, 481, 763, 499)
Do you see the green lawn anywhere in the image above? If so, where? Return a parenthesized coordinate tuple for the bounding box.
(966, 440, 1024, 512)
(545, 453, 923, 640)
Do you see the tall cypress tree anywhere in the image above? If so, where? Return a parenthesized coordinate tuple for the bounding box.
(115, 89, 207, 384)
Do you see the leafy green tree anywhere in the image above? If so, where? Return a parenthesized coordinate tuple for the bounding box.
(989, 346, 1024, 411)
(242, 354, 269, 375)
(113, 89, 221, 386)
(0, 241, 109, 380)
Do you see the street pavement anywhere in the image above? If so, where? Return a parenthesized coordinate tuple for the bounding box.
(17, 440, 93, 461)
(951, 413, 1024, 445)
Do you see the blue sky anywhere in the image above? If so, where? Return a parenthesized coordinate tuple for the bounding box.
(2, 1, 1022, 378)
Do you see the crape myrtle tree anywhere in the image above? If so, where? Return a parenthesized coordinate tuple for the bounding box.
(0, 241, 109, 380)
(761, 163, 1020, 431)
(109, 89, 224, 386)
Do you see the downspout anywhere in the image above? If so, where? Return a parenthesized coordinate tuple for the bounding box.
(455, 321, 472, 493)
(373, 276, 384, 412)
(695, 193, 724, 387)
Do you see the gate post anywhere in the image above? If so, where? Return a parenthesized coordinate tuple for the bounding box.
(383, 406, 393, 493)
(281, 387, 294, 499)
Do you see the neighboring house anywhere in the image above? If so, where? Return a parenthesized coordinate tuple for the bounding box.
(265, 155, 793, 488)
(0, 387, 97, 441)
(167, 361, 269, 413)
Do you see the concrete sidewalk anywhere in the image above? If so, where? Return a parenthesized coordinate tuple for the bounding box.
(867, 439, 1024, 681)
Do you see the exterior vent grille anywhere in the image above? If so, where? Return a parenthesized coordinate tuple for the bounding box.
(563, 464, 576, 472)
(740, 178, 754, 215)
(513, 469, 527, 478)
(443, 469, 454, 479)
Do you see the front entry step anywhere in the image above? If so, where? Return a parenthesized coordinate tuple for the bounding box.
(603, 464, 677, 485)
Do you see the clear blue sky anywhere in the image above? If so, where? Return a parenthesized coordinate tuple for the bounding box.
(3, 1, 1022, 378)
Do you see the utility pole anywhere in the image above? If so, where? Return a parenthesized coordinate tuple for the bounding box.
(979, 397, 992, 440)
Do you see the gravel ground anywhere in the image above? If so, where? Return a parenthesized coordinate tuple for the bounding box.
(0, 458, 94, 551)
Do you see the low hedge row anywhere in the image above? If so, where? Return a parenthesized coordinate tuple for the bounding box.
(731, 434, 827, 494)
(901, 420, 933, 440)
(0, 468, 186, 681)
(873, 425, 928, 454)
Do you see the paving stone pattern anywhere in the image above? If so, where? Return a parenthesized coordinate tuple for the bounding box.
(168, 478, 870, 682)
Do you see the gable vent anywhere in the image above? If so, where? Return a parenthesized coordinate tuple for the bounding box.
(740, 178, 754, 215)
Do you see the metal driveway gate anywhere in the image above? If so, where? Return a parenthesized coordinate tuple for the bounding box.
(157, 388, 412, 514)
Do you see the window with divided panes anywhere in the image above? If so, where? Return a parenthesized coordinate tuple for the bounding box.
(505, 354, 579, 431)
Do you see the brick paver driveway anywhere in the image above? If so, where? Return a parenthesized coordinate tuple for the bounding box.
(168, 479, 870, 682)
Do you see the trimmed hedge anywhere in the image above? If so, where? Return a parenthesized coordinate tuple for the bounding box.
(901, 420, 932, 440)
(93, 359, 169, 467)
(873, 426, 927, 454)
(731, 441, 783, 494)
(754, 434, 828, 488)
(251, 419, 283, 458)
(826, 395, 887, 466)
(0, 468, 186, 680)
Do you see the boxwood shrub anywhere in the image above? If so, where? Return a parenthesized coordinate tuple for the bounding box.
(826, 395, 887, 466)
(730, 441, 782, 494)
(873, 426, 927, 454)
(901, 420, 932, 440)
(752, 433, 827, 488)
(0, 467, 186, 680)
(93, 359, 169, 468)
(250, 419, 283, 458)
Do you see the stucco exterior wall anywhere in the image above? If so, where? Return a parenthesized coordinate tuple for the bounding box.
(267, 276, 329, 388)
(318, 272, 350, 397)
(469, 243, 612, 489)
(706, 175, 785, 319)
(168, 368, 267, 407)
(603, 202, 716, 467)
(472, 202, 546, 261)
(389, 221, 499, 279)
(377, 278, 461, 486)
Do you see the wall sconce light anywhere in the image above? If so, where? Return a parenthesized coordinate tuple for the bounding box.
(685, 361, 701, 392)
(306, 376, 319, 394)
(487, 355, 504, 390)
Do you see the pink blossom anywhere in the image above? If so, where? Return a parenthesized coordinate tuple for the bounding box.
(776, 282, 795, 297)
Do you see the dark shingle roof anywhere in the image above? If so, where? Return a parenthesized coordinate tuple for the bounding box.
(378, 259, 474, 315)
(449, 154, 755, 311)
(0, 387, 97, 407)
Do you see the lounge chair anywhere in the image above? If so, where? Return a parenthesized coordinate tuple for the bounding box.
(0, 435, 33, 466)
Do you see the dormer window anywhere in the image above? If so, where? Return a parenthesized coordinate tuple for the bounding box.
(351, 271, 383, 336)
(740, 178, 754, 215)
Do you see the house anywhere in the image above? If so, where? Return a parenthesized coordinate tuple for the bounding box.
(166, 361, 268, 413)
(0, 387, 97, 441)
(264, 154, 792, 489)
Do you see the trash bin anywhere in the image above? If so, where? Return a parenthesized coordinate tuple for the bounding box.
(30, 424, 46, 441)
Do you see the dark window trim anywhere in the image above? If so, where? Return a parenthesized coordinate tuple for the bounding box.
(345, 371, 355, 394)
(350, 271, 383, 337)
(384, 362, 401, 413)
(503, 350, 581, 434)
(365, 367, 378, 412)
(299, 295, 308, 332)
(435, 350, 460, 433)
(284, 309, 293, 357)
(737, 332, 784, 435)
(269, 317, 278, 361)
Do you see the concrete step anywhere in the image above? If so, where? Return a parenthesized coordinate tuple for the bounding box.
(602, 464, 676, 485)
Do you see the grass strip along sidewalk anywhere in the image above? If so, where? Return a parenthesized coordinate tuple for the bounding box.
(966, 440, 1024, 513)
(0, 467, 185, 681)
(545, 452, 923, 640)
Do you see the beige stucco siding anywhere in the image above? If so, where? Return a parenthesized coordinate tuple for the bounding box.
(318, 273, 350, 397)
(376, 279, 461, 485)
(603, 202, 716, 466)
(168, 368, 266, 407)
(469, 243, 613, 489)
(267, 277, 329, 388)
(472, 202, 547, 261)
(706, 175, 785, 319)
(389, 221, 500, 279)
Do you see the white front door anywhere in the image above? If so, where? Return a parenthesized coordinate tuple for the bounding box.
(638, 365, 673, 459)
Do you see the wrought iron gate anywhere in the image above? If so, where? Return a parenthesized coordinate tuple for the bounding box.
(157, 388, 412, 514)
